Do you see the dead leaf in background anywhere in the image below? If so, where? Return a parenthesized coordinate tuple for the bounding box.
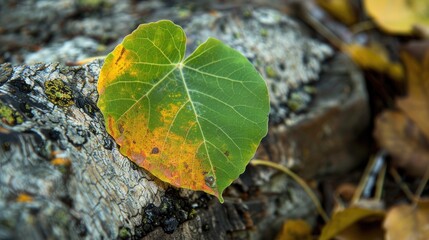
(364, 0, 429, 35)
(320, 207, 385, 240)
(374, 111, 429, 177)
(316, 0, 356, 25)
(384, 199, 429, 240)
(396, 51, 429, 140)
(276, 219, 312, 240)
(343, 43, 403, 80)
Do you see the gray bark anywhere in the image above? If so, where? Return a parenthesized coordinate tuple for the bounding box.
(0, 7, 369, 240)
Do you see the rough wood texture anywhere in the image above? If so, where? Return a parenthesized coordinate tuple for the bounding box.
(0, 7, 369, 240)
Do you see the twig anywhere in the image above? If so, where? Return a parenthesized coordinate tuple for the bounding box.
(352, 151, 386, 204)
(250, 159, 329, 222)
(414, 165, 429, 204)
(375, 163, 386, 201)
(389, 167, 415, 202)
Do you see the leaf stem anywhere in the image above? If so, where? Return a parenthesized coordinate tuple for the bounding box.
(414, 165, 429, 204)
(250, 159, 329, 222)
(389, 167, 415, 202)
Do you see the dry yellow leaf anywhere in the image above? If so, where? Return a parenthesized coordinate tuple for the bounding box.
(343, 43, 404, 80)
(320, 207, 385, 240)
(384, 200, 429, 240)
(317, 0, 357, 25)
(276, 219, 312, 240)
(364, 0, 429, 34)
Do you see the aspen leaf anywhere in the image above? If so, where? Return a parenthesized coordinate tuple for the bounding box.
(97, 20, 269, 202)
(364, 0, 429, 35)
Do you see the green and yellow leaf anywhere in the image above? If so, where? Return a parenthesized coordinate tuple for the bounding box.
(97, 20, 269, 202)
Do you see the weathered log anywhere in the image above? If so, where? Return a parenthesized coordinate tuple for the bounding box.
(0, 7, 369, 240)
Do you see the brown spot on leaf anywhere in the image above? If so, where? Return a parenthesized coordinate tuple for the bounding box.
(115, 47, 126, 64)
(118, 123, 124, 134)
(131, 151, 146, 166)
(224, 150, 230, 157)
(151, 147, 159, 154)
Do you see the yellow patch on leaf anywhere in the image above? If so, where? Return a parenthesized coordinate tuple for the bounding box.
(97, 45, 135, 95)
(110, 102, 219, 198)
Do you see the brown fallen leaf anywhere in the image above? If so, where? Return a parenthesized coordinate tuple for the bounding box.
(276, 219, 312, 240)
(364, 0, 429, 35)
(396, 51, 429, 140)
(320, 207, 385, 240)
(374, 111, 429, 177)
(316, 0, 357, 25)
(373, 46, 429, 177)
(384, 199, 429, 240)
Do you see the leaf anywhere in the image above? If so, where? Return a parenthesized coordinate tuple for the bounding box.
(97, 20, 269, 202)
(364, 0, 429, 34)
(276, 219, 312, 240)
(396, 51, 429, 140)
(374, 111, 429, 177)
(384, 199, 429, 240)
(320, 207, 385, 240)
(316, 0, 357, 25)
(342, 43, 404, 80)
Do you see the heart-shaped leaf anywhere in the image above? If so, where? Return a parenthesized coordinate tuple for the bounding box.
(97, 20, 269, 202)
